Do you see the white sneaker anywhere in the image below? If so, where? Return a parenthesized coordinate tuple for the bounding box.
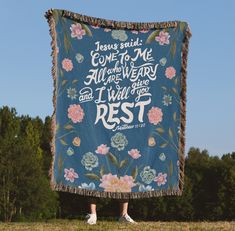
(85, 213, 97, 225)
(118, 213, 137, 224)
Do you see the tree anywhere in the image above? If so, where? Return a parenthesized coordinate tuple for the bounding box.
(0, 106, 58, 221)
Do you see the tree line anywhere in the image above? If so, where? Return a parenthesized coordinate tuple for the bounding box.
(0, 106, 234, 222)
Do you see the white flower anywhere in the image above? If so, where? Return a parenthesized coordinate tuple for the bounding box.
(67, 147, 74, 156)
(139, 184, 154, 192)
(140, 166, 156, 184)
(159, 153, 166, 161)
(162, 94, 172, 106)
(111, 30, 128, 41)
(81, 152, 99, 171)
(67, 87, 78, 100)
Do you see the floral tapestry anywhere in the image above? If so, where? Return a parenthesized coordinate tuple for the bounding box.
(45, 9, 192, 199)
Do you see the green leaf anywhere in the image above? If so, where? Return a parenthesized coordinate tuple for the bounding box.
(81, 23, 92, 37)
(131, 166, 138, 180)
(161, 86, 167, 91)
(179, 22, 186, 32)
(170, 40, 177, 58)
(156, 127, 164, 134)
(62, 17, 67, 23)
(160, 143, 168, 148)
(108, 152, 119, 167)
(168, 128, 173, 139)
(146, 30, 159, 44)
(53, 10, 60, 25)
(172, 87, 177, 94)
(119, 159, 128, 168)
(60, 138, 68, 146)
(64, 33, 70, 53)
(85, 173, 100, 181)
(174, 77, 178, 85)
(72, 79, 79, 84)
(61, 79, 68, 86)
(100, 165, 105, 177)
(163, 28, 169, 33)
(169, 160, 173, 176)
(58, 152, 63, 174)
(60, 69, 64, 78)
(173, 112, 177, 121)
(56, 123, 60, 132)
(64, 124, 74, 130)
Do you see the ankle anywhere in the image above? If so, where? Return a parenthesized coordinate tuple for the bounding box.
(120, 213, 127, 217)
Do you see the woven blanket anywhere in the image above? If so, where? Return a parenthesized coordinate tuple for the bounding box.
(45, 9, 191, 199)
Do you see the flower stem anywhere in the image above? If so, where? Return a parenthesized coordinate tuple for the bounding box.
(154, 131, 178, 153)
(157, 124, 179, 150)
(124, 159, 134, 175)
(56, 130, 75, 140)
(105, 155, 111, 173)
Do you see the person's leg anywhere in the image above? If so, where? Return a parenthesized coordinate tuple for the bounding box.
(118, 198, 137, 223)
(88, 196, 97, 214)
(85, 196, 97, 225)
(119, 199, 129, 216)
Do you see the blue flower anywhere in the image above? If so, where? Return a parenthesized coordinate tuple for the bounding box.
(75, 53, 84, 63)
(139, 184, 154, 192)
(67, 87, 78, 100)
(162, 94, 172, 106)
(111, 30, 128, 41)
(111, 132, 128, 151)
(159, 152, 166, 161)
(81, 152, 99, 171)
(79, 182, 96, 190)
(66, 147, 74, 156)
(140, 166, 156, 184)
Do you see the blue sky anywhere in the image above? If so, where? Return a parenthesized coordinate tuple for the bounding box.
(0, 0, 234, 156)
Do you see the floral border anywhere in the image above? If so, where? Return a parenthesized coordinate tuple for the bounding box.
(45, 8, 192, 199)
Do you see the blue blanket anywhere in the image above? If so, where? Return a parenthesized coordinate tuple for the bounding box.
(45, 9, 191, 199)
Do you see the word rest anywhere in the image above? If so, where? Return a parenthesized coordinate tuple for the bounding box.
(94, 98, 151, 130)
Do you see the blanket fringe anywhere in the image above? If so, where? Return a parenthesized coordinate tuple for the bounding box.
(51, 182, 182, 199)
(178, 26, 192, 194)
(45, 9, 178, 30)
(45, 10, 58, 192)
(45, 9, 192, 199)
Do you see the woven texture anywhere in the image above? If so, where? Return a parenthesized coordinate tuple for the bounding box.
(45, 9, 192, 199)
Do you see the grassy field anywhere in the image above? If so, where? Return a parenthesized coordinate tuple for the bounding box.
(0, 219, 234, 231)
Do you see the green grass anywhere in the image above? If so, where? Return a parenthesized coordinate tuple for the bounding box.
(0, 219, 234, 231)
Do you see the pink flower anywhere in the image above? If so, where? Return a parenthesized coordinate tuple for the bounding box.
(119, 175, 136, 192)
(95, 144, 110, 155)
(70, 23, 86, 39)
(155, 31, 170, 45)
(99, 173, 136, 192)
(165, 66, 176, 79)
(91, 24, 100, 29)
(147, 107, 163, 125)
(104, 28, 111, 32)
(64, 168, 78, 183)
(140, 29, 149, 33)
(68, 104, 85, 123)
(154, 172, 167, 186)
(128, 149, 141, 159)
(131, 30, 139, 34)
(99, 174, 120, 192)
(62, 58, 73, 72)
